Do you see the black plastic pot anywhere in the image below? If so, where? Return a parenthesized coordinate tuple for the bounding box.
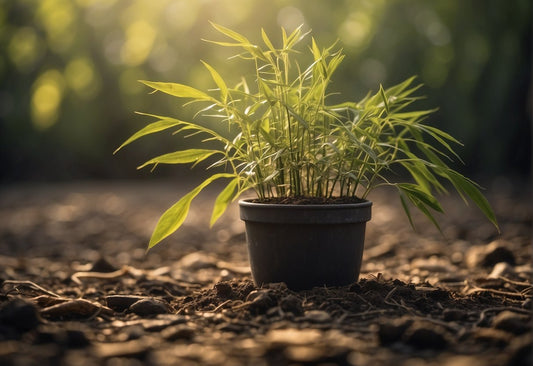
(239, 199, 372, 290)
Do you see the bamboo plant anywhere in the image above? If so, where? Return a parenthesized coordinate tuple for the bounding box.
(115, 23, 498, 249)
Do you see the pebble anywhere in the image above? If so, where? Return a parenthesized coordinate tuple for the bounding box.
(40, 299, 113, 319)
(89, 257, 118, 272)
(111, 315, 187, 332)
(466, 241, 516, 269)
(507, 334, 533, 366)
(0, 298, 40, 333)
(488, 262, 515, 278)
(265, 328, 322, 346)
(61, 329, 91, 348)
(284, 345, 329, 363)
(377, 317, 413, 345)
(279, 295, 303, 316)
(214, 282, 233, 298)
(411, 258, 455, 273)
(161, 324, 195, 341)
(402, 321, 450, 349)
(129, 298, 169, 316)
(123, 325, 145, 340)
(442, 308, 468, 322)
(95, 338, 153, 359)
(176, 252, 218, 270)
(304, 310, 331, 323)
(246, 291, 276, 315)
(471, 327, 511, 347)
(106, 295, 147, 312)
(491, 311, 531, 335)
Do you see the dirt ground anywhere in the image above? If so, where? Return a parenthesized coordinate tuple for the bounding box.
(0, 179, 531, 366)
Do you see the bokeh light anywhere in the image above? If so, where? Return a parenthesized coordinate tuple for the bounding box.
(31, 69, 65, 130)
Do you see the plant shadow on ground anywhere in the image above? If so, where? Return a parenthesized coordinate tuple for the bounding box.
(0, 180, 531, 366)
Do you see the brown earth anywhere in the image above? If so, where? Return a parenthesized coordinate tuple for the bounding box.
(0, 179, 531, 366)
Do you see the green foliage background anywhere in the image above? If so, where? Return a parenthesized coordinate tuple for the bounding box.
(0, 0, 530, 182)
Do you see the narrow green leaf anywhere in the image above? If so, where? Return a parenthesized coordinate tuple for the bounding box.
(210, 22, 250, 44)
(148, 173, 235, 249)
(379, 85, 390, 114)
(261, 28, 277, 52)
(399, 191, 416, 231)
(114, 115, 183, 154)
(310, 37, 321, 61)
(446, 170, 499, 231)
(284, 104, 309, 129)
(258, 78, 277, 104)
(398, 184, 442, 232)
(140, 80, 213, 101)
(385, 76, 417, 97)
(201, 61, 228, 103)
(137, 149, 218, 170)
(423, 124, 461, 144)
(285, 25, 305, 48)
(398, 183, 443, 213)
(210, 177, 239, 226)
(391, 109, 438, 120)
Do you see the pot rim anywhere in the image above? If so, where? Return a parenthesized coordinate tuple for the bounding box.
(239, 198, 372, 224)
(238, 198, 372, 210)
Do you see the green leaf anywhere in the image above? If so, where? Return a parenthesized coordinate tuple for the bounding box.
(148, 173, 235, 249)
(140, 80, 213, 101)
(137, 149, 219, 170)
(310, 37, 321, 61)
(399, 191, 416, 231)
(284, 104, 309, 129)
(397, 183, 443, 213)
(210, 177, 239, 226)
(398, 183, 442, 232)
(210, 22, 250, 44)
(446, 170, 500, 231)
(379, 85, 390, 114)
(261, 28, 277, 53)
(114, 114, 183, 154)
(201, 61, 228, 103)
(391, 108, 438, 120)
(385, 76, 417, 97)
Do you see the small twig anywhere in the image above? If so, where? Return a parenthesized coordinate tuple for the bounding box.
(475, 306, 531, 327)
(498, 276, 532, 288)
(2, 280, 60, 298)
(231, 300, 252, 311)
(468, 287, 526, 299)
(71, 266, 130, 285)
(384, 286, 397, 302)
(213, 299, 233, 312)
(384, 297, 417, 315)
(354, 293, 373, 309)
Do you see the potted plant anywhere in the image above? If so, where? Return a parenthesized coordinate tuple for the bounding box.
(115, 24, 498, 290)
